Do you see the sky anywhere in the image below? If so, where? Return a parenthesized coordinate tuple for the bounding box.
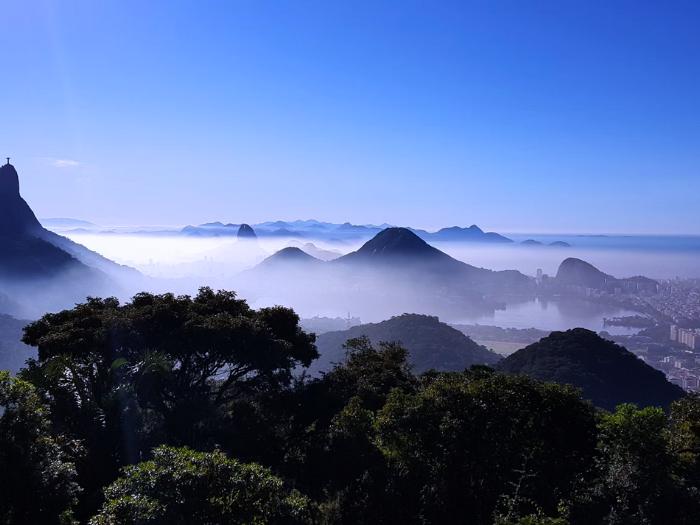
(1, 0, 699, 233)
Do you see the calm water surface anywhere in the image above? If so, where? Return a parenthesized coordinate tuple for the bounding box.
(453, 297, 642, 335)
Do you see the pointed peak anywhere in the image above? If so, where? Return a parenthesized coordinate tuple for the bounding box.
(354, 227, 443, 257)
(0, 162, 20, 196)
(237, 223, 257, 239)
(0, 162, 43, 235)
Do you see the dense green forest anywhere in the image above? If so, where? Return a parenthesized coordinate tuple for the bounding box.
(2, 288, 700, 524)
(498, 328, 684, 410)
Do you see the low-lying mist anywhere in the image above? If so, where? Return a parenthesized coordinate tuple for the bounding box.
(66, 232, 700, 282)
(43, 231, 698, 333)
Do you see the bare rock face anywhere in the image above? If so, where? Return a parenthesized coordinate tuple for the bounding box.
(0, 162, 144, 317)
(0, 163, 42, 237)
(237, 223, 257, 240)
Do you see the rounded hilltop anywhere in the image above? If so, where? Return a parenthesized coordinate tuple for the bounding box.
(237, 223, 257, 240)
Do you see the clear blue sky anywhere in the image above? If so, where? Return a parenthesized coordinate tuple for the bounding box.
(1, 1, 699, 233)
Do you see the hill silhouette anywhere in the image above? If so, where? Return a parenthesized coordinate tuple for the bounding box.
(427, 225, 513, 243)
(0, 162, 137, 316)
(340, 227, 452, 261)
(555, 258, 615, 289)
(0, 162, 44, 236)
(497, 328, 684, 410)
(239, 227, 533, 321)
(554, 257, 658, 294)
(237, 224, 257, 239)
(311, 313, 501, 375)
(182, 219, 516, 244)
(0, 162, 93, 281)
(333, 227, 532, 293)
(258, 247, 323, 269)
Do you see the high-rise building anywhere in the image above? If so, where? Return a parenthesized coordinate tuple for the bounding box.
(671, 325, 700, 350)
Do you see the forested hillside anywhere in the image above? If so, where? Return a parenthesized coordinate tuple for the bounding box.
(2, 290, 699, 524)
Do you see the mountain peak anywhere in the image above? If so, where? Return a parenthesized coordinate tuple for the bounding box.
(498, 328, 683, 409)
(353, 227, 444, 258)
(259, 247, 322, 268)
(0, 163, 42, 236)
(311, 312, 500, 375)
(0, 162, 20, 196)
(556, 257, 614, 288)
(429, 225, 512, 243)
(237, 223, 257, 240)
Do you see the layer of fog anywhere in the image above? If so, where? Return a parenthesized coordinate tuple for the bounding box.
(65, 232, 700, 283)
(46, 232, 699, 332)
(434, 242, 699, 281)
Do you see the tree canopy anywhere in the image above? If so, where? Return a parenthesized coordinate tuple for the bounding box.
(3, 289, 700, 524)
(89, 446, 314, 525)
(0, 371, 81, 525)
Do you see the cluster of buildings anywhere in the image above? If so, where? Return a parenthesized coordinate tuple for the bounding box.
(646, 279, 700, 325)
(662, 357, 700, 391)
(670, 325, 700, 350)
(644, 324, 700, 390)
(538, 273, 700, 392)
(608, 326, 700, 393)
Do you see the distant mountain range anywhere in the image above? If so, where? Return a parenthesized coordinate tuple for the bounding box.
(256, 227, 533, 295)
(179, 220, 516, 243)
(311, 313, 500, 375)
(40, 217, 99, 230)
(43, 215, 576, 248)
(497, 328, 683, 410)
(239, 227, 535, 322)
(521, 239, 571, 247)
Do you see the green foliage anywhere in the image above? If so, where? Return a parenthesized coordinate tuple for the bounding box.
(571, 403, 700, 525)
(283, 338, 416, 524)
(11, 289, 700, 524)
(320, 336, 419, 411)
(669, 394, 700, 485)
(498, 328, 683, 410)
(0, 371, 81, 525)
(375, 371, 598, 524)
(89, 446, 314, 525)
(595, 404, 674, 524)
(20, 287, 317, 518)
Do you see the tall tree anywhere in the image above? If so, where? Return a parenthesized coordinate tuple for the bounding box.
(0, 371, 81, 525)
(89, 446, 314, 525)
(20, 288, 317, 518)
(375, 370, 598, 524)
